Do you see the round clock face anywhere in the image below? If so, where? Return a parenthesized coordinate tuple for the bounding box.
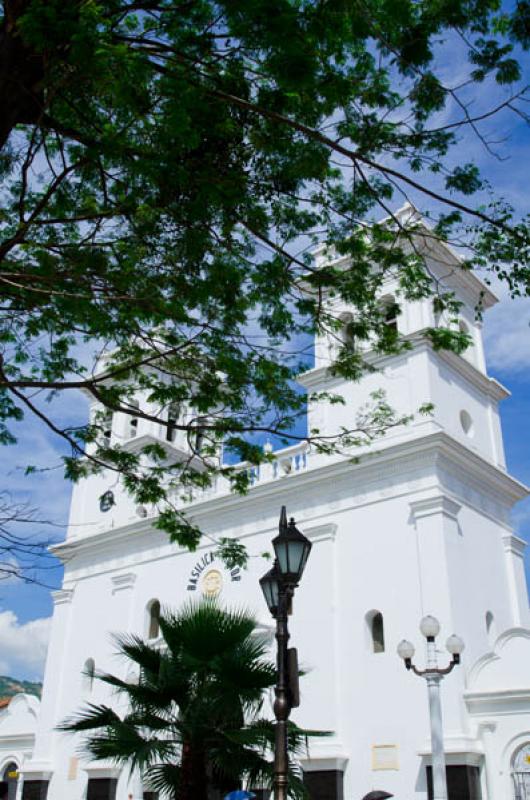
(99, 490, 115, 513)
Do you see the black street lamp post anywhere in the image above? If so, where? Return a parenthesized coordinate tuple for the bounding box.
(260, 507, 312, 800)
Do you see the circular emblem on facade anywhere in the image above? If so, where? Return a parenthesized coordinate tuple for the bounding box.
(186, 551, 241, 592)
(201, 568, 223, 597)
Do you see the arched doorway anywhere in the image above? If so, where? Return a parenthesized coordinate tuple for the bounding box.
(1, 762, 19, 800)
(512, 743, 530, 799)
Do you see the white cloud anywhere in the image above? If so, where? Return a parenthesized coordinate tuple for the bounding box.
(0, 610, 51, 680)
(482, 280, 530, 374)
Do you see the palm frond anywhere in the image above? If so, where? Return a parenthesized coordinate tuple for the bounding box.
(143, 763, 182, 799)
(58, 703, 121, 733)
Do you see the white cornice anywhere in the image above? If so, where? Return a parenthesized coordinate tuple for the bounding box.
(51, 587, 74, 605)
(464, 688, 530, 707)
(0, 734, 35, 747)
(435, 347, 509, 402)
(309, 205, 498, 309)
(53, 431, 528, 567)
(410, 494, 461, 521)
(300, 755, 349, 772)
(20, 766, 52, 780)
(502, 532, 527, 557)
(298, 334, 508, 403)
(83, 763, 122, 779)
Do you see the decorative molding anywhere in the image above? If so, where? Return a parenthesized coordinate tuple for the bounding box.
(502, 533, 527, 557)
(304, 522, 337, 543)
(477, 721, 497, 735)
(51, 587, 74, 606)
(20, 766, 53, 780)
(409, 494, 461, 522)
(52, 431, 528, 577)
(467, 627, 530, 687)
(110, 572, 137, 594)
(435, 347, 509, 403)
(465, 688, 530, 708)
(0, 734, 35, 747)
(300, 756, 349, 773)
(83, 763, 122, 779)
(418, 735, 484, 762)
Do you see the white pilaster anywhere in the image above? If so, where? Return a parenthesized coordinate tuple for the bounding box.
(409, 495, 461, 628)
(502, 533, 529, 627)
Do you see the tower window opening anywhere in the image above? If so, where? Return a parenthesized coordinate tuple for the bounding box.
(147, 599, 161, 640)
(458, 319, 474, 360)
(366, 610, 385, 653)
(339, 312, 355, 351)
(102, 409, 113, 446)
(194, 418, 207, 454)
(381, 296, 399, 334)
(128, 400, 140, 439)
(166, 402, 181, 443)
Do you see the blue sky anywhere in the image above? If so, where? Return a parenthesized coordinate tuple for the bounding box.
(1, 33, 530, 680)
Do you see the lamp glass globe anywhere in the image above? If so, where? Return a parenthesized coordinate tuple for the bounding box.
(397, 639, 415, 660)
(446, 634, 465, 655)
(419, 615, 440, 639)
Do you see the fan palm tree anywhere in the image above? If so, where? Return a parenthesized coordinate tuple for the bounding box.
(60, 600, 324, 800)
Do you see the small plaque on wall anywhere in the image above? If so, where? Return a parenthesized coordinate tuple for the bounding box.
(372, 744, 399, 771)
(67, 757, 78, 780)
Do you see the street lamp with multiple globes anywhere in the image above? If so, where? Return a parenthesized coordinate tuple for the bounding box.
(397, 616, 465, 800)
(259, 506, 312, 800)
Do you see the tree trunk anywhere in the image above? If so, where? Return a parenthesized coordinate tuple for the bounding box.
(178, 741, 209, 800)
(0, 0, 45, 150)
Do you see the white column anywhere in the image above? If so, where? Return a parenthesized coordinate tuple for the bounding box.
(425, 637, 448, 800)
(28, 587, 75, 765)
(478, 722, 497, 800)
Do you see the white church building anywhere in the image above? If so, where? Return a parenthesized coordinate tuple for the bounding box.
(1, 209, 530, 800)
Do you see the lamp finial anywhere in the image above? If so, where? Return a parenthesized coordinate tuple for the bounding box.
(279, 505, 288, 532)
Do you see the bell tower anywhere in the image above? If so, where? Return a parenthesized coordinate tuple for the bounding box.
(300, 204, 506, 472)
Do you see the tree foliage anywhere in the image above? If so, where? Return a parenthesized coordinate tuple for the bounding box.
(60, 601, 323, 799)
(0, 0, 529, 556)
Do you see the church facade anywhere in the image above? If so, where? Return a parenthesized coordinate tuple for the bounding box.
(1, 209, 530, 800)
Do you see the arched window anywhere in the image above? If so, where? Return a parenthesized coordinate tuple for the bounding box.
(128, 400, 140, 438)
(82, 658, 95, 693)
(339, 312, 355, 351)
(102, 409, 113, 446)
(511, 742, 530, 800)
(146, 599, 161, 640)
(194, 418, 206, 454)
(2, 761, 19, 800)
(485, 611, 497, 646)
(458, 319, 475, 362)
(381, 296, 399, 333)
(366, 610, 385, 653)
(166, 402, 181, 443)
